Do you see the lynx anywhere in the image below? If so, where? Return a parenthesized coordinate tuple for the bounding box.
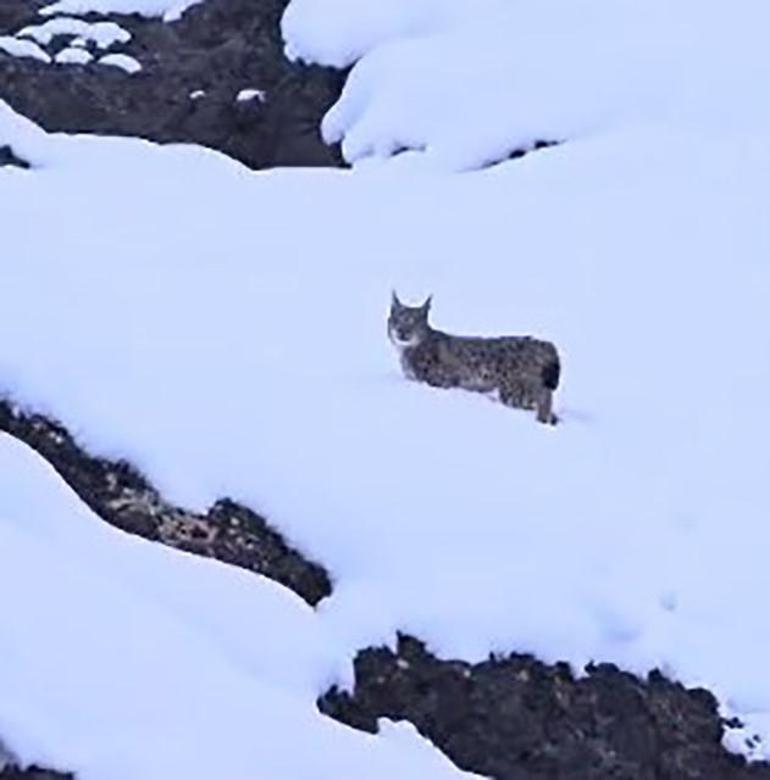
(388, 292, 560, 424)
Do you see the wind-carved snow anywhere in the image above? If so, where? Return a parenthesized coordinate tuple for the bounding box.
(2, 15, 134, 72)
(40, 0, 204, 22)
(97, 52, 141, 73)
(0, 36, 51, 63)
(0, 434, 482, 780)
(54, 46, 94, 64)
(17, 18, 131, 49)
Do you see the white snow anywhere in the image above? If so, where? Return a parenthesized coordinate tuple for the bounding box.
(97, 52, 141, 73)
(54, 46, 94, 65)
(0, 35, 51, 63)
(0, 434, 481, 780)
(236, 88, 266, 103)
(18, 18, 131, 49)
(284, 0, 770, 169)
(282, 0, 504, 69)
(2, 0, 770, 772)
(2, 17, 128, 70)
(40, 0, 204, 22)
(189, 89, 206, 99)
(0, 101, 56, 168)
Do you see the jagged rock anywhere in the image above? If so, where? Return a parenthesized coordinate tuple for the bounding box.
(0, 0, 345, 169)
(0, 399, 332, 604)
(319, 633, 770, 780)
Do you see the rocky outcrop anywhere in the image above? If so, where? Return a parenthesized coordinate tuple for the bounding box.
(319, 633, 770, 780)
(0, 399, 331, 605)
(0, 0, 345, 169)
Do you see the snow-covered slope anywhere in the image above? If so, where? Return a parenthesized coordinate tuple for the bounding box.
(0, 433, 481, 780)
(1, 0, 770, 773)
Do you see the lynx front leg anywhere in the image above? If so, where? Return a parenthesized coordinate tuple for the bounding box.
(425, 368, 458, 389)
(498, 383, 524, 411)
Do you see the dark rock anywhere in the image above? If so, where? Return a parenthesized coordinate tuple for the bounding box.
(319, 633, 770, 779)
(0, 0, 345, 169)
(507, 139, 559, 162)
(0, 398, 332, 604)
(0, 145, 30, 168)
(0, 764, 71, 780)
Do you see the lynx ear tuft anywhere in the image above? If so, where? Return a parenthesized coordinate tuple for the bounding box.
(391, 290, 402, 306)
(422, 295, 433, 312)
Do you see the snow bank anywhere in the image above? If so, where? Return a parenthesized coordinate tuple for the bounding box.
(284, 0, 770, 169)
(0, 434, 481, 780)
(282, 0, 504, 69)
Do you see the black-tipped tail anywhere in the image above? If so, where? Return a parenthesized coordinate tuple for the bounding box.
(542, 359, 560, 390)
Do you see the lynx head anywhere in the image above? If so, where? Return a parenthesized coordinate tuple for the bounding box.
(388, 291, 432, 348)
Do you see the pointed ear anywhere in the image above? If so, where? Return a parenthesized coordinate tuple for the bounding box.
(391, 290, 401, 307)
(421, 295, 432, 313)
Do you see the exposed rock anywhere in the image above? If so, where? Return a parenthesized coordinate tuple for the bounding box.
(507, 139, 559, 162)
(0, 742, 69, 780)
(0, 768, 72, 780)
(0, 145, 30, 168)
(0, 0, 345, 169)
(0, 399, 332, 605)
(319, 633, 770, 780)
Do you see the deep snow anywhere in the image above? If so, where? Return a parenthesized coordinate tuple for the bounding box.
(2, 0, 770, 773)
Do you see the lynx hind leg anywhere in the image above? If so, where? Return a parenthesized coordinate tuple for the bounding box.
(536, 388, 557, 425)
(500, 379, 557, 425)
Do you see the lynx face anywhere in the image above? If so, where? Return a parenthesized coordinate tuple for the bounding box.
(388, 294, 432, 348)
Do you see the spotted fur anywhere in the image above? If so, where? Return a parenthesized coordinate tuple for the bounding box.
(388, 293, 560, 424)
